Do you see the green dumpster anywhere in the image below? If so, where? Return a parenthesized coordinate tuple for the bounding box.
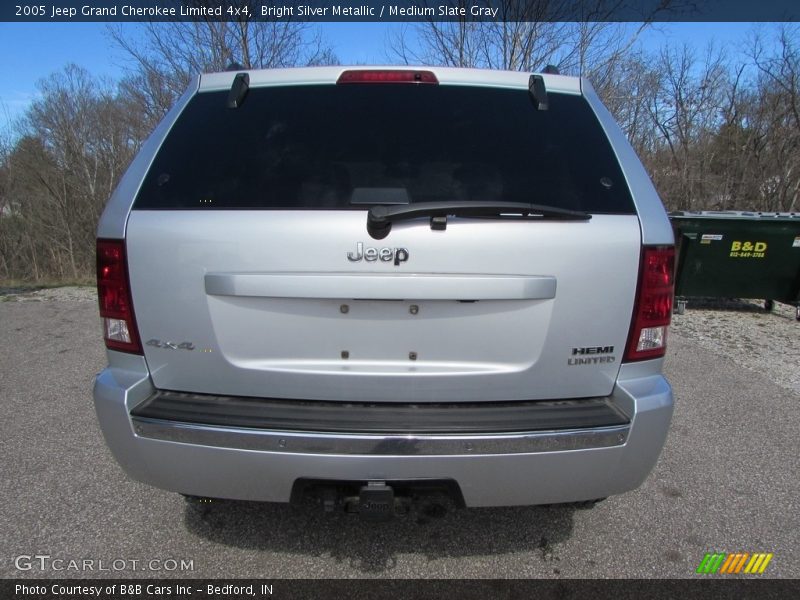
(669, 211, 800, 320)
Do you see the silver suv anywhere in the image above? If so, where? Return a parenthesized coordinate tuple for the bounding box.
(94, 66, 675, 515)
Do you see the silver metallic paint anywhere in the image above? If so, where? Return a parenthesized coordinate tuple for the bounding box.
(94, 66, 675, 506)
(94, 355, 671, 506)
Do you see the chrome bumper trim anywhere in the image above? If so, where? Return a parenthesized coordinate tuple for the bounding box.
(131, 417, 629, 456)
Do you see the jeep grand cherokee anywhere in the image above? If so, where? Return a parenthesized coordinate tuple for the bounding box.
(93, 67, 675, 515)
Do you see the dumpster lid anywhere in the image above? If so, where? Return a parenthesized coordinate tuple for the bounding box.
(669, 210, 800, 221)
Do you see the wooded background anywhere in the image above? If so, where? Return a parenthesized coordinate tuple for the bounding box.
(1, 9, 798, 282)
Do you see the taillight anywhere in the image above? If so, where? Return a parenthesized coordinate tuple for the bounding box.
(336, 69, 439, 84)
(96, 239, 142, 354)
(624, 246, 675, 362)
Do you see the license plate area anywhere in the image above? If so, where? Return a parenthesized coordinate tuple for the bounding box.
(211, 296, 546, 368)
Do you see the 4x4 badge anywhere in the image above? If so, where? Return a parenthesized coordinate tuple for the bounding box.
(146, 339, 194, 350)
(347, 242, 409, 266)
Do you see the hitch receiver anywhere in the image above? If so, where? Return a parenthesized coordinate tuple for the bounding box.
(358, 482, 395, 521)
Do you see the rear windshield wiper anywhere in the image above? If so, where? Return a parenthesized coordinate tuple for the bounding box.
(366, 201, 591, 239)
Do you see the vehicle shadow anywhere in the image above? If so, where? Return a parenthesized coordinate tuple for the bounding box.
(182, 497, 581, 574)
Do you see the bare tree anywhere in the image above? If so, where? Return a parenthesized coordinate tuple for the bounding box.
(0, 124, 12, 279)
(598, 50, 661, 156)
(749, 24, 800, 211)
(387, 0, 678, 80)
(3, 20, 798, 283)
(0, 11, 341, 282)
(1, 66, 140, 280)
(643, 43, 729, 210)
(0, 10, 342, 282)
(110, 2, 338, 119)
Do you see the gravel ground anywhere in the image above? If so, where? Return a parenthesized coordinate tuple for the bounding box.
(0, 285, 98, 303)
(0, 287, 798, 580)
(671, 298, 800, 395)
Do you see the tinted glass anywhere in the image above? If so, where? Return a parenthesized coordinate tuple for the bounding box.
(134, 83, 634, 213)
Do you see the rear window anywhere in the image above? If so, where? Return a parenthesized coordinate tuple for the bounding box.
(134, 83, 634, 214)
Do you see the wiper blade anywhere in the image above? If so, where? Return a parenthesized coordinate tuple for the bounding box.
(366, 201, 591, 239)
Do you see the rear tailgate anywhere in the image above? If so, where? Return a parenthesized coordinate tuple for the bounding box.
(124, 71, 643, 403)
(126, 211, 639, 402)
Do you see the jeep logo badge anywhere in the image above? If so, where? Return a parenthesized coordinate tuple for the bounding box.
(347, 242, 409, 266)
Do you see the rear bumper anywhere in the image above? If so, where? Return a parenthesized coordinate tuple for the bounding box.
(93, 354, 673, 507)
